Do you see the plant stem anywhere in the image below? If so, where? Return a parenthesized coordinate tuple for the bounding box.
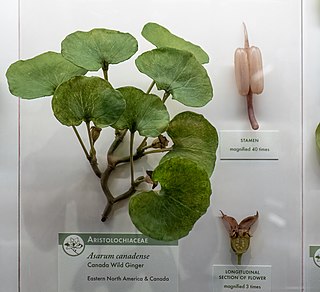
(137, 137, 148, 152)
(146, 80, 156, 94)
(72, 125, 101, 178)
(130, 131, 135, 185)
(90, 162, 102, 178)
(72, 126, 90, 160)
(114, 176, 144, 204)
(114, 152, 144, 166)
(246, 91, 259, 130)
(140, 144, 154, 151)
(86, 122, 102, 177)
(100, 165, 115, 202)
(113, 147, 172, 166)
(163, 91, 170, 103)
(237, 254, 242, 265)
(101, 203, 113, 222)
(102, 61, 109, 81)
(86, 122, 96, 156)
(143, 148, 172, 155)
(100, 130, 135, 221)
(100, 174, 145, 221)
(100, 128, 170, 222)
(107, 129, 128, 165)
(100, 130, 130, 206)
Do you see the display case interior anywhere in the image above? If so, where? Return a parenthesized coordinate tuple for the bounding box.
(5, 0, 320, 291)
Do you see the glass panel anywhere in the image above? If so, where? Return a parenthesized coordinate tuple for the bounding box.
(18, 0, 302, 291)
(0, 1, 19, 291)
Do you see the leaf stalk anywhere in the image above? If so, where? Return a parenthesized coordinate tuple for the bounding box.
(72, 125, 90, 160)
(72, 125, 101, 178)
(130, 131, 135, 185)
(146, 80, 156, 94)
(102, 61, 109, 81)
(162, 92, 170, 103)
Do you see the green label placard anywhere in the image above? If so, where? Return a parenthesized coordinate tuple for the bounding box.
(59, 232, 177, 246)
(58, 233, 178, 292)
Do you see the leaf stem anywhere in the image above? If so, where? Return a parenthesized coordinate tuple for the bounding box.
(86, 121, 96, 157)
(130, 131, 135, 185)
(114, 176, 145, 203)
(86, 122, 102, 177)
(146, 80, 156, 94)
(72, 125, 101, 178)
(137, 137, 148, 152)
(102, 61, 109, 81)
(72, 126, 90, 160)
(107, 129, 128, 165)
(113, 147, 172, 166)
(140, 144, 154, 151)
(163, 92, 170, 103)
(143, 147, 172, 155)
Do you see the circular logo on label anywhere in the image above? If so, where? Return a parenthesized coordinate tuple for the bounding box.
(62, 235, 85, 256)
(313, 248, 320, 268)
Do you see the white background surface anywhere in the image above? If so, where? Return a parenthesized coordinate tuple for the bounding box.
(0, 0, 18, 291)
(303, 0, 320, 291)
(4, 0, 320, 291)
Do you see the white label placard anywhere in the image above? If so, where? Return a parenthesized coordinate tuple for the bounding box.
(219, 130, 279, 160)
(58, 233, 178, 292)
(212, 265, 272, 291)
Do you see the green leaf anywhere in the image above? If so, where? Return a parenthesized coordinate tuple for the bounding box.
(161, 111, 218, 177)
(316, 123, 320, 150)
(6, 51, 87, 99)
(135, 48, 213, 107)
(129, 157, 212, 241)
(142, 22, 209, 64)
(52, 76, 125, 127)
(113, 86, 169, 137)
(61, 28, 138, 71)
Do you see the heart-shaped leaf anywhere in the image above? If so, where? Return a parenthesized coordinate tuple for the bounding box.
(129, 157, 212, 241)
(6, 51, 87, 99)
(161, 111, 218, 176)
(142, 22, 209, 64)
(113, 86, 169, 137)
(61, 28, 138, 71)
(135, 48, 213, 107)
(52, 76, 125, 127)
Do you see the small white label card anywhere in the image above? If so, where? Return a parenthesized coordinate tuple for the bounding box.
(58, 233, 178, 292)
(219, 130, 279, 160)
(212, 265, 272, 292)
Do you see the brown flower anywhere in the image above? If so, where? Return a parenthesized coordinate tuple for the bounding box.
(151, 135, 169, 149)
(220, 210, 258, 265)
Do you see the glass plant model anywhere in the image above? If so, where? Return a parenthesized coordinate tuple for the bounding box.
(6, 23, 219, 241)
(221, 211, 259, 264)
(234, 23, 264, 130)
